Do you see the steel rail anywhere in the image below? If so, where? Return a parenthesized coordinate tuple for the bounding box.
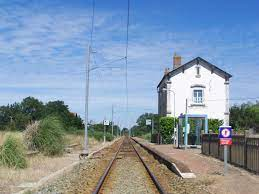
(92, 139, 124, 194)
(92, 137, 166, 194)
(129, 138, 166, 194)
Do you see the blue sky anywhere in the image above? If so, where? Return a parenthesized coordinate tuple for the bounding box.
(0, 0, 259, 128)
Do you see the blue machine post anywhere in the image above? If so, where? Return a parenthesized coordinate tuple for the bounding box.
(195, 119, 200, 145)
(184, 114, 188, 148)
(205, 116, 208, 134)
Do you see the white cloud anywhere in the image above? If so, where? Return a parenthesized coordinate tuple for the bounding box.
(0, 1, 259, 128)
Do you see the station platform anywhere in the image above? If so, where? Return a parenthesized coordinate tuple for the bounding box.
(133, 137, 259, 194)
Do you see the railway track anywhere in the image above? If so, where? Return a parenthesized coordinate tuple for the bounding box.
(93, 137, 166, 194)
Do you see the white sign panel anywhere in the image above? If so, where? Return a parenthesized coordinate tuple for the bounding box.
(103, 120, 110, 126)
(146, 119, 152, 126)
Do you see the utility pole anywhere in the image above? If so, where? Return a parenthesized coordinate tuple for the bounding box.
(82, 45, 91, 156)
(224, 79, 230, 175)
(111, 105, 114, 137)
(81, 0, 95, 158)
(103, 124, 106, 143)
(151, 116, 154, 134)
(103, 119, 107, 143)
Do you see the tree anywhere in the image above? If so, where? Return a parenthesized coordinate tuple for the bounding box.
(131, 113, 161, 136)
(44, 101, 69, 116)
(12, 112, 31, 131)
(136, 113, 160, 130)
(0, 97, 84, 131)
(0, 106, 11, 130)
(121, 128, 129, 135)
(44, 101, 84, 131)
(21, 97, 45, 121)
(89, 123, 104, 132)
(67, 112, 84, 130)
(230, 102, 259, 132)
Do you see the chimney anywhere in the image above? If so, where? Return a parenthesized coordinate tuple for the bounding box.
(164, 67, 170, 75)
(173, 53, 181, 69)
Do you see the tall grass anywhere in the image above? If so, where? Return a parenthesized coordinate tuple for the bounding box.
(0, 135, 27, 169)
(23, 121, 40, 150)
(24, 117, 65, 156)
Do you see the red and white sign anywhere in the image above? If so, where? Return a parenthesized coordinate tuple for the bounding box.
(219, 126, 232, 146)
(221, 128, 230, 138)
(220, 138, 232, 145)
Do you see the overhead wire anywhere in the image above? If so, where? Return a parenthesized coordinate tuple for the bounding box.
(89, 0, 95, 47)
(125, 0, 130, 129)
(90, 57, 126, 71)
(205, 97, 259, 102)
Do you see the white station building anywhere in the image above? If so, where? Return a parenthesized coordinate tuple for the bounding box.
(157, 54, 232, 145)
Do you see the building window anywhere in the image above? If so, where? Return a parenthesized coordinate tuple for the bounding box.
(193, 89, 203, 104)
(196, 66, 201, 78)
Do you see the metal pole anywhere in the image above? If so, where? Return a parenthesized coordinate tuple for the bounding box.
(173, 92, 176, 128)
(173, 92, 176, 145)
(103, 121, 106, 143)
(224, 79, 230, 175)
(224, 145, 228, 174)
(111, 105, 114, 137)
(82, 0, 95, 157)
(152, 116, 154, 134)
(83, 45, 91, 155)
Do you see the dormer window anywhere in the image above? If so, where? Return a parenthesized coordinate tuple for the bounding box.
(196, 65, 201, 78)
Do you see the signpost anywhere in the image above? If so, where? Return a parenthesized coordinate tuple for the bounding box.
(146, 119, 151, 126)
(146, 119, 152, 141)
(219, 126, 232, 175)
(103, 120, 109, 143)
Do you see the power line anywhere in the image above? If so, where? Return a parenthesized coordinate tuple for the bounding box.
(89, 0, 95, 46)
(200, 97, 259, 102)
(125, 0, 130, 130)
(90, 57, 126, 71)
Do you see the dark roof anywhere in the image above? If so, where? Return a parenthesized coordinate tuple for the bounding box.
(157, 57, 232, 88)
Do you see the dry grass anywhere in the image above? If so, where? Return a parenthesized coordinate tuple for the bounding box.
(65, 133, 100, 149)
(0, 153, 78, 193)
(0, 131, 105, 193)
(0, 131, 22, 146)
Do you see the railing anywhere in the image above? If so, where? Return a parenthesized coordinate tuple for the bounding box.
(201, 134, 259, 174)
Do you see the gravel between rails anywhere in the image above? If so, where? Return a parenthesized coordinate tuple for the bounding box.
(132, 140, 210, 194)
(34, 139, 123, 194)
(99, 138, 159, 194)
(33, 137, 210, 194)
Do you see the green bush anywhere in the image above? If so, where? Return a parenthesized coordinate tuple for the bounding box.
(105, 132, 114, 141)
(32, 117, 65, 156)
(89, 130, 103, 141)
(0, 135, 27, 169)
(88, 130, 114, 142)
(141, 133, 151, 141)
(208, 119, 223, 133)
(159, 117, 177, 144)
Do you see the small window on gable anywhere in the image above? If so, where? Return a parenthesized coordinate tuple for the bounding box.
(196, 66, 201, 78)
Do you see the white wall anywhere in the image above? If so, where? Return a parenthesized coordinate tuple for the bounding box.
(165, 64, 227, 120)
